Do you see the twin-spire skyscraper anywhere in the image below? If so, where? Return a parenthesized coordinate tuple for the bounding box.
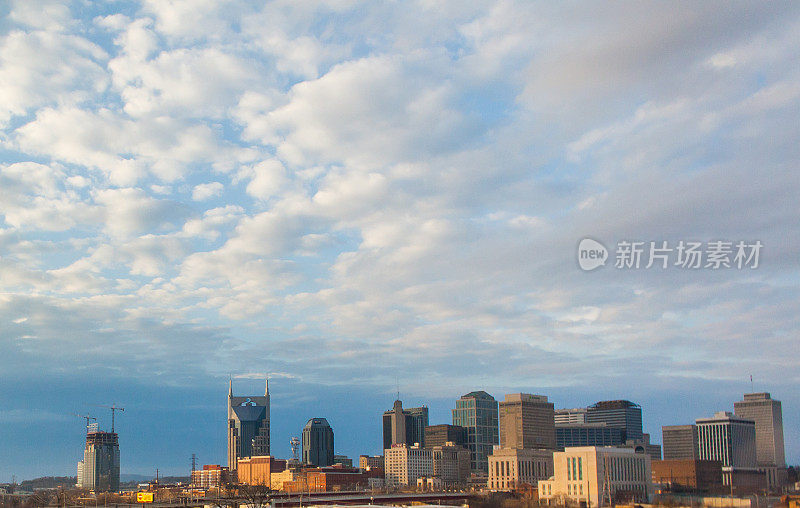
(227, 377, 270, 471)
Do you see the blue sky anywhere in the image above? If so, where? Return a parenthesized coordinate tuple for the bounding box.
(1, 1, 799, 481)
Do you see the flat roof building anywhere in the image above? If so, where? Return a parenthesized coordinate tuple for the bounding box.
(452, 391, 499, 473)
(499, 393, 556, 450)
(662, 424, 699, 460)
(539, 446, 652, 506)
(424, 424, 467, 449)
(488, 447, 554, 492)
(734, 393, 785, 468)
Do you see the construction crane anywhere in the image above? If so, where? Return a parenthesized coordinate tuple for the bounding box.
(73, 413, 96, 433)
(93, 404, 125, 433)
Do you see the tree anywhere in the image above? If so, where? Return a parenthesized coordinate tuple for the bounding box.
(237, 482, 275, 508)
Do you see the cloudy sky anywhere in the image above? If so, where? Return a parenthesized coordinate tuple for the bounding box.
(1, 1, 799, 481)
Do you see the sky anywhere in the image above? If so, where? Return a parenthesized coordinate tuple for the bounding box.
(1, 0, 799, 482)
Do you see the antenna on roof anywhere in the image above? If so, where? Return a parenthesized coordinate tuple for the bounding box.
(396, 377, 400, 401)
(750, 374, 754, 393)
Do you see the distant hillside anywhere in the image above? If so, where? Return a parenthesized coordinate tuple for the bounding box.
(20, 477, 76, 490)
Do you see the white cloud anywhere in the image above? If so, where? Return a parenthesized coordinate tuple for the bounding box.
(192, 182, 224, 201)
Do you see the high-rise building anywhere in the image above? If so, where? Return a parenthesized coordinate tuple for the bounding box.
(696, 411, 763, 491)
(662, 425, 699, 460)
(78, 431, 120, 492)
(424, 424, 467, 449)
(733, 393, 785, 468)
(538, 446, 652, 505)
(556, 424, 624, 450)
(227, 379, 270, 471)
(302, 418, 334, 467)
(498, 393, 556, 450)
(555, 408, 588, 425)
(586, 400, 643, 442)
(384, 444, 434, 487)
(431, 443, 471, 485)
(452, 391, 499, 473)
(382, 400, 429, 449)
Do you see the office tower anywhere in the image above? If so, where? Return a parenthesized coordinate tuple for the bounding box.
(424, 424, 467, 449)
(555, 408, 588, 425)
(662, 425, 699, 460)
(499, 393, 556, 450)
(586, 400, 643, 441)
(431, 444, 471, 485)
(452, 391, 499, 473)
(641, 433, 662, 461)
(488, 448, 554, 491)
(384, 444, 434, 487)
(538, 447, 652, 505)
(78, 431, 120, 492)
(733, 393, 786, 468)
(302, 418, 334, 467)
(382, 400, 429, 449)
(227, 378, 270, 471)
(556, 424, 625, 450)
(696, 411, 761, 490)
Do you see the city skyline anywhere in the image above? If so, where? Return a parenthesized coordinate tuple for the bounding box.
(1, 0, 800, 485)
(1, 378, 795, 482)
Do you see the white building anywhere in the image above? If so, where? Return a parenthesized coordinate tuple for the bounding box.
(538, 446, 652, 506)
(696, 411, 763, 491)
(385, 444, 433, 487)
(488, 447, 553, 491)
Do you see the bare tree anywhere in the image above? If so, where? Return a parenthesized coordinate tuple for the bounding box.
(237, 482, 275, 508)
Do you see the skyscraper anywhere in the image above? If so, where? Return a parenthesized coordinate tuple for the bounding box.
(424, 424, 467, 449)
(733, 393, 785, 467)
(302, 418, 334, 467)
(586, 400, 643, 441)
(662, 424, 699, 460)
(227, 378, 270, 471)
(452, 391, 499, 473)
(696, 411, 760, 490)
(382, 400, 429, 449)
(78, 431, 120, 492)
(498, 393, 556, 450)
(734, 392, 787, 488)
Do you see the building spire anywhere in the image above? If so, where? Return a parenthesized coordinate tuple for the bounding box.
(265, 376, 270, 397)
(228, 376, 233, 398)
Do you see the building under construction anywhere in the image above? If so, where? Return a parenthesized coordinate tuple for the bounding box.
(77, 430, 120, 492)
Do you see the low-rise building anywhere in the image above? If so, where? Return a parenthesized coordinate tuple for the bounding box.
(651, 459, 723, 494)
(333, 454, 352, 467)
(488, 448, 553, 491)
(282, 465, 370, 492)
(538, 446, 652, 505)
(191, 464, 232, 489)
(385, 444, 433, 487)
(236, 456, 287, 487)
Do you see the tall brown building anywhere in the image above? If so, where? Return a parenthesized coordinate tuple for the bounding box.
(424, 424, 467, 449)
(499, 393, 556, 450)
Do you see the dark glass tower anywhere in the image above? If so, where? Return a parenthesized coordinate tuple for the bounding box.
(227, 379, 270, 471)
(302, 418, 334, 467)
